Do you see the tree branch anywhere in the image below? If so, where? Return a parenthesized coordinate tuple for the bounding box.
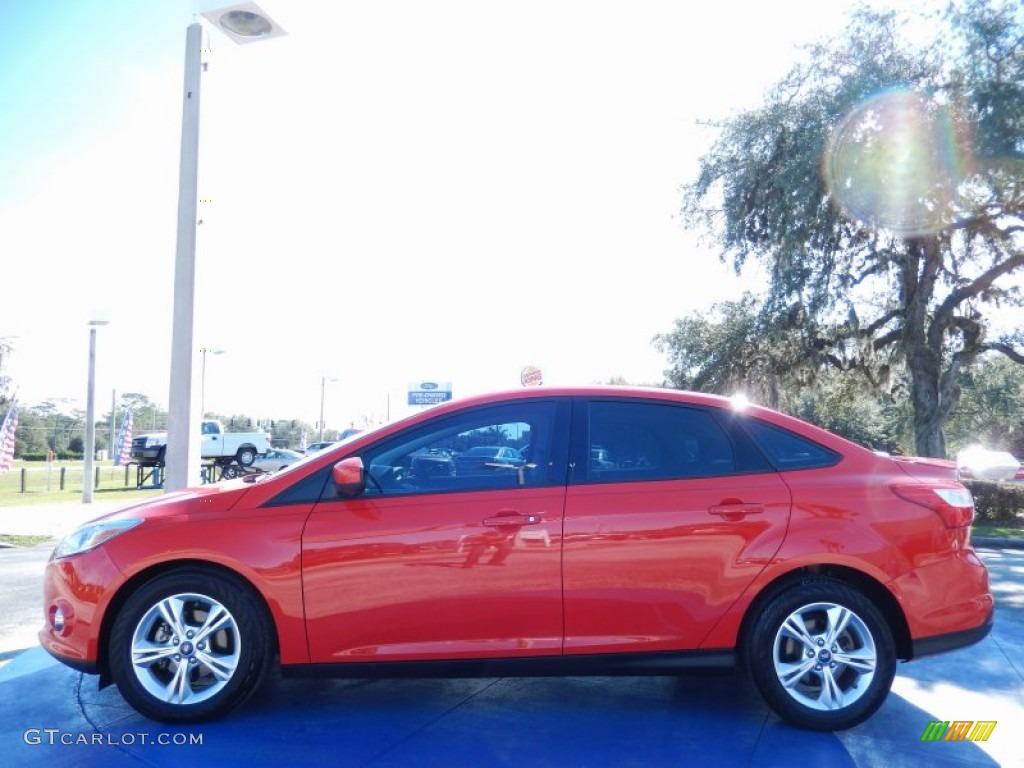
(982, 342, 1024, 365)
(934, 250, 1024, 322)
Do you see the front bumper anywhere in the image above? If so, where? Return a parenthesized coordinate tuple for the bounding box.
(38, 547, 126, 675)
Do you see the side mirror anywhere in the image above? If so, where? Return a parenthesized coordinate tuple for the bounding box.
(333, 456, 366, 498)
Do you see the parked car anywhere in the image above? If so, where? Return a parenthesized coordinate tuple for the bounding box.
(41, 386, 992, 730)
(250, 448, 304, 473)
(956, 445, 1021, 482)
(452, 445, 525, 476)
(304, 441, 335, 454)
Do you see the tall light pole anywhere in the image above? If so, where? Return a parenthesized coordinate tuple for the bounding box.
(319, 376, 337, 441)
(83, 315, 109, 504)
(165, 3, 286, 491)
(110, 389, 117, 463)
(199, 347, 225, 418)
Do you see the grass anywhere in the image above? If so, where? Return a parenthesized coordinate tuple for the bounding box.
(0, 534, 53, 547)
(0, 459, 163, 507)
(0, 486, 164, 508)
(972, 523, 1024, 540)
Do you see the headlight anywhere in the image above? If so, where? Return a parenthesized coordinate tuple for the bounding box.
(55, 519, 142, 558)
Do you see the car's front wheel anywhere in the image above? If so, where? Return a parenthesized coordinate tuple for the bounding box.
(745, 578, 896, 731)
(108, 569, 272, 722)
(236, 446, 257, 466)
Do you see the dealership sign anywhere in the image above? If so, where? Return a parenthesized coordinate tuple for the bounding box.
(408, 380, 453, 405)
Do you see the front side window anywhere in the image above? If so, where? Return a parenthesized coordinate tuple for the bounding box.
(359, 401, 563, 496)
(583, 400, 746, 483)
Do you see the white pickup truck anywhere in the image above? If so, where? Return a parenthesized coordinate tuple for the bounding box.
(130, 420, 272, 468)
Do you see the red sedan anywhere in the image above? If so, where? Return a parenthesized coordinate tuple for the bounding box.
(40, 387, 992, 730)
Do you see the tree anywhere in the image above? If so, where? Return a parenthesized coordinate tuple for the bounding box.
(945, 354, 1024, 455)
(682, 0, 1024, 457)
(119, 393, 166, 434)
(655, 293, 827, 409)
(786, 371, 911, 455)
(656, 295, 910, 451)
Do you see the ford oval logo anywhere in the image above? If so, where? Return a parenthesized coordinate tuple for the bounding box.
(421, 382, 438, 390)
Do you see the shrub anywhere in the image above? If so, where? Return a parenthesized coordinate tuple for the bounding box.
(963, 480, 1024, 526)
(17, 452, 84, 462)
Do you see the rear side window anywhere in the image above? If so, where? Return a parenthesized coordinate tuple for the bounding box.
(583, 401, 750, 483)
(743, 419, 841, 471)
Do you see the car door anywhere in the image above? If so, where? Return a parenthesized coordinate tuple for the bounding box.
(200, 422, 221, 457)
(562, 397, 792, 654)
(302, 399, 570, 663)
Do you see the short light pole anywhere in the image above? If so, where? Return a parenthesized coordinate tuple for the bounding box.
(199, 347, 225, 418)
(319, 376, 338, 441)
(165, 3, 286, 491)
(83, 316, 109, 503)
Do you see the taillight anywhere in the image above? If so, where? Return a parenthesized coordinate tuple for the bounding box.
(890, 483, 974, 528)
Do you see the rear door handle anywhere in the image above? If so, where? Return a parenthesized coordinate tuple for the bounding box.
(483, 513, 542, 527)
(708, 502, 764, 519)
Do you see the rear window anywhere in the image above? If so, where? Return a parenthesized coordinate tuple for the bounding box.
(743, 419, 841, 471)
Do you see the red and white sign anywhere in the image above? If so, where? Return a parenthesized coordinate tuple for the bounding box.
(520, 366, 543, 387)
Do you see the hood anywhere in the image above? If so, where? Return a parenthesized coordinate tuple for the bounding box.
(99, 481, 253, 525)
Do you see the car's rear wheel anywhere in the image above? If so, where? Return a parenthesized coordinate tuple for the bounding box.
(108, 570, 272, 722)
(236, 446, 257, 466)
(745, 579, 895, 731)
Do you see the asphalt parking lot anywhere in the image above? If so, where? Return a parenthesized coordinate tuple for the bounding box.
(1, 505, 1021, 767)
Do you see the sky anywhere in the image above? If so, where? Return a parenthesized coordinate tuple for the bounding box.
(0, 0, 928, 430)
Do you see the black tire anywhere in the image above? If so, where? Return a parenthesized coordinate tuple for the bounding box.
(236, 446, 257, 466)
(745, 578, 896, 731)
(221, 464, 239, 479)
(108, 569, 273, 722)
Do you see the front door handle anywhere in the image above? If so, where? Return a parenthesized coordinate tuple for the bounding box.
(708, 502, 764, 519)
(483, 513, 542, 527)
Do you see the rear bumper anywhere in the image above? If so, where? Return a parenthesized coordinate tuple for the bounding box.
(911, 613, 993, 659)
(891, 546, 994, 647)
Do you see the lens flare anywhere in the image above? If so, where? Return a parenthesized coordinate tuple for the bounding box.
(823, 88, 975, 237)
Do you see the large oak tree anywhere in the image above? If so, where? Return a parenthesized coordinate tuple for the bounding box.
(681, 1, 1023, 457)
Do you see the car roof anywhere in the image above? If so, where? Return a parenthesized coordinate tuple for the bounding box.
(405, 385, 871, 457)
(420, 386, 748, 420)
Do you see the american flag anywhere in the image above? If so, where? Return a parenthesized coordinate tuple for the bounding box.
(114, 408, 134, 467)
(0, 402, 17, 473)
